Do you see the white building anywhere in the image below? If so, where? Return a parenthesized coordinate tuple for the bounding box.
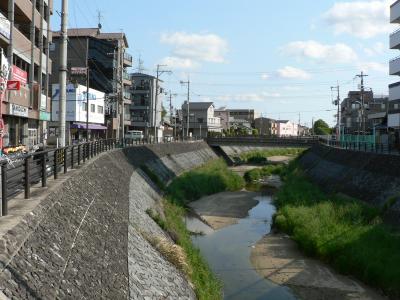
(389, 1, 400, 133)
(276, 120, 298, 137)
(50, 83, 106, 144)
(181, 102, 222, 138)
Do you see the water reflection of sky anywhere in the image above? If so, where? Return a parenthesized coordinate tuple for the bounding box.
(192, 196, 297, 300)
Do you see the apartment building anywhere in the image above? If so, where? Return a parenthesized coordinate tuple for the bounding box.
(130, 73, 163, 140)
(228, 109, 255, 126)
(0, 0, 53, 151)
(50, 28, 132, 141)
(181, 101, 222, 138)
(389, 1, 400, 141)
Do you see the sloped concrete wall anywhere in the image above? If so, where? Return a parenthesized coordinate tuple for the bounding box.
(298, 145, 400, 225)
(0, 141, 216, 299)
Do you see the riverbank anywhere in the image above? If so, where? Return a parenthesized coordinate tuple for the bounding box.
(271, 161, 400, 299)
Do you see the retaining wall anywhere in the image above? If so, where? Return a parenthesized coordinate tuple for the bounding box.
(299, 144, 400, 225)
(0, 141, 216, 299)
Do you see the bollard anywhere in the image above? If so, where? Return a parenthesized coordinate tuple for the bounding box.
(1, 163, 8, 216)
(42, 152, 47, 187)
(24, 156, 31, 199)
(83, 144, 86, 163)
(78, 144, 81, 165)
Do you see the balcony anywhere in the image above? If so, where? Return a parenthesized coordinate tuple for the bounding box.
(123, 72, 132, 85)
(391, 28, 400, 49)
(390, 56, 400, 75)
(123, 53, 133, 67)
(390, 81, 400, 101)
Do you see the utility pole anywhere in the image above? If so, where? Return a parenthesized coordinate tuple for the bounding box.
(298, 112, 301, 136)
(85, 37, 90, 141)
(154, 64, 171, 142)
(59, 0, 68, 147)
(180, 78, 190, 138)
(331, 83, 341, 140)
(356, 71, 368, 135)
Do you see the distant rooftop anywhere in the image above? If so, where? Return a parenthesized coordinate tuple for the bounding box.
(182, 102, 214, 110)
(52, 28, 129, 47)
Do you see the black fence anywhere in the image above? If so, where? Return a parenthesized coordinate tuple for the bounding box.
(0, 137, 203, 217)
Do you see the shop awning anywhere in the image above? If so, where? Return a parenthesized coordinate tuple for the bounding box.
(71, 122, 107, 130)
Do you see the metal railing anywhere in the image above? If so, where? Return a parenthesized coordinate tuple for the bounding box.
(0, 137, 203, 217)
(319, 139, 400, 155)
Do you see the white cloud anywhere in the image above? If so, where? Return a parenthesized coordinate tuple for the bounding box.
(159, 56, 200, 69)
(277, 66, 312, 80)
(357, 61, 388, 73)
(160, 32, 228, 69)
(261, 73, 270, 80)
(216, 92, 281, 103)
(322, 0, 394, 39)
(282, 40, 358, 63)
(363, 42, 386, 56)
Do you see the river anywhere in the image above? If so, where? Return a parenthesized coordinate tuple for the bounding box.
(186, 193, 297, 300)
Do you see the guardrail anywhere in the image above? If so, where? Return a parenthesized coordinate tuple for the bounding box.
(0, 137, 203, 217)
(206, 136, 320, 146)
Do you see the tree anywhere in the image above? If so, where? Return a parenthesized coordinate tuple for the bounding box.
(313, 119, 331, 135)
(252, 128, 259, 136)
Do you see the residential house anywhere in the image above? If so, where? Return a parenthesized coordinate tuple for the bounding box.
(254, 117, 277, 136)
(228, 109, 255, 126)
(276, 120, 298, 137)
(214, 106, 230, 130)
(181, 101, 222, 138)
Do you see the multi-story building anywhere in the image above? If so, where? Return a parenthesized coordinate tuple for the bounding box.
(228, 109, 255, 126)
(254, 117, 277, 136)
(389, 1, 400, 140)
(0, 0, 53, 151)
(130, 73, 163, 140)
(181, 101, 222, 138)
(50, 28, 132, 141)
(51, 83, 105, 144)
(276, 120, 298, 137)
(214, 107, 230, 130)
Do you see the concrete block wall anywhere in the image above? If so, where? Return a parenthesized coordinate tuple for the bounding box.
(0, 141, 216, 299)
(299, 145, 400, 225)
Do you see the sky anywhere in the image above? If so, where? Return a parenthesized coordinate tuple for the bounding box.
(53, 0, 396, 127)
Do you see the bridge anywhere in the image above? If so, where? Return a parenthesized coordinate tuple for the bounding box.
(206, 136, 319, 147)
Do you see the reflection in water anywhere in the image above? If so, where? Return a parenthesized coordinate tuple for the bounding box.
(192, 196, 297, 300)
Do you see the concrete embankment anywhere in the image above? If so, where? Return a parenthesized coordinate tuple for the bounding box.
(0, 141, 216, 299)
(298, 144, 400, 225)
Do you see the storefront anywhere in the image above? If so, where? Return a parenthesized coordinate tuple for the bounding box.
(70, 122, 107, 143)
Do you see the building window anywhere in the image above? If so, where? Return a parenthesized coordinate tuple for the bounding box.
(197, 118, 203, 123)
(395, 104, 399, 110)
(97, 105, 104, 114)
(91, 104, 95, 112)
(381, 103, 385, 110)
(82, 102, 87, 111)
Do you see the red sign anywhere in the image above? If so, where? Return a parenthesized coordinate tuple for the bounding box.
(11, 65, 27, 85)
(7, 80, 20, 91)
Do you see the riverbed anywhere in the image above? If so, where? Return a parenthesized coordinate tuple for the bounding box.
(187, 189, 388, 300)
(187, 192, 296, 300)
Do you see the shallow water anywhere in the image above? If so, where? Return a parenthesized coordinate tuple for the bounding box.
(191, 195, 297, 300)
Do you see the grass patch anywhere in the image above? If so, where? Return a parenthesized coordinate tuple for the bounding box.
(243, 164, 285, 182)
(166, 158, 245, 205)
(239, 148, 305, 164)
(275, 162, 400, 298)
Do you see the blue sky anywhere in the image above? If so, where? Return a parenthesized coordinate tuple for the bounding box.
(54, 0, 395, 127)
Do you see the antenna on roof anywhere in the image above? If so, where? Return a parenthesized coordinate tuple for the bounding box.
(138, 54, 144, 73)
(97, 10, 103, 32)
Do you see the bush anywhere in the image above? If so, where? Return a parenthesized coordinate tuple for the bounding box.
(243, 164, 285, 182)
(240, 148, 304, 164)
(275, 164, 400, 298)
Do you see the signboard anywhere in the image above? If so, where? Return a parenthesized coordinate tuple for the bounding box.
(71, 67, 87, 75)
(0, 12, 10, 40)
(11, 65, 27, 85)
(40, 94, 47, 110)
(7, 80, 20, 91)
(9, 103, 28, 117)
(39, 111, 51, 121)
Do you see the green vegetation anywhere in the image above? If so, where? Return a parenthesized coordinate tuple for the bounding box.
(243, 164, 285, 182)
(275, 162, 400, 298)
(239, 148, 304, 165)
(166, 159, 245, 205)
(313, 119, 331, 135)
(144, 159, 245, 299)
